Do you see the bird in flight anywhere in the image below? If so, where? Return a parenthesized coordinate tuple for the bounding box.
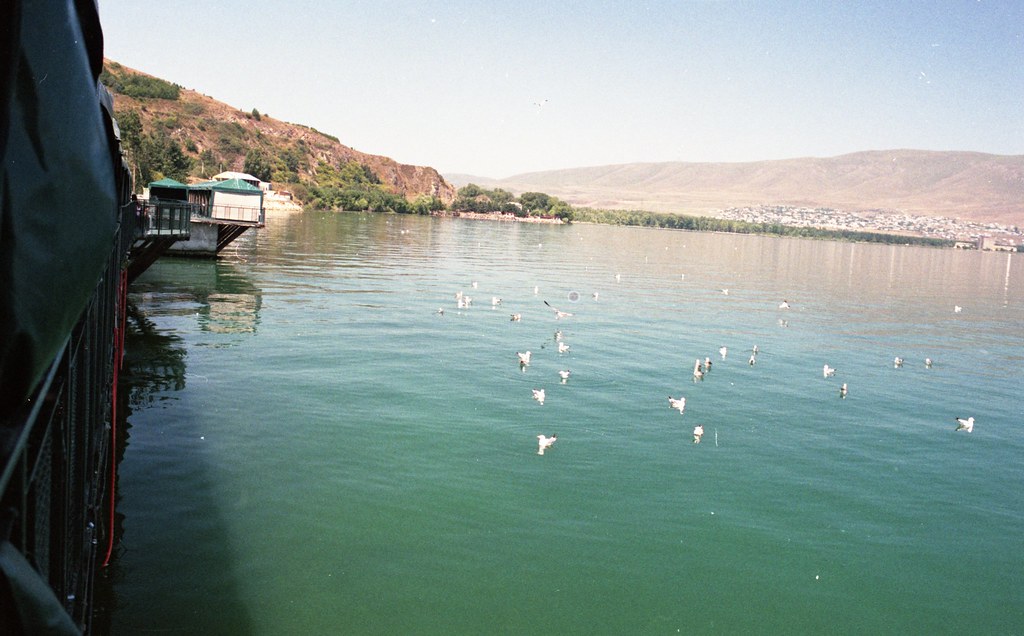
(544, 301, 574, 319)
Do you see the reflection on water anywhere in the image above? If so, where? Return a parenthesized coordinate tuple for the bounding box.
(93, 256, 264, 635)
(123, 303, 187, 403)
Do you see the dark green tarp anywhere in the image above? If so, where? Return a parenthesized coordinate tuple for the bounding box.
(0, 1, 117, 416)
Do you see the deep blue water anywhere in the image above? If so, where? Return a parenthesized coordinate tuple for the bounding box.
(102, 212, 1024, 634)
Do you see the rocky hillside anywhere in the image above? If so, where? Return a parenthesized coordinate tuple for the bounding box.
(449, 150, 1024, 227)
(102, 60, 455, 205)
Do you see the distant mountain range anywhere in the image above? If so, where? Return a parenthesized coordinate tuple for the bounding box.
(447, 150, 1024, 227)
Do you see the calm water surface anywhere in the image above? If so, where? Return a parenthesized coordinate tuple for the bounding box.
(100, 212, 1024, 634)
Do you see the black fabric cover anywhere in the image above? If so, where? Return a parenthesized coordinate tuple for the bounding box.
(0, 541, 80, 635)
(0, 0, 117, 417)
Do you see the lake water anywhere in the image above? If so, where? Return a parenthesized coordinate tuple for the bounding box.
(97, 212, 1024, 634)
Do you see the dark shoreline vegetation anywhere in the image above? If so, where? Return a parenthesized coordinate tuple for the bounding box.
(568, 207, 955, 247)
(403, 183, 954, 248)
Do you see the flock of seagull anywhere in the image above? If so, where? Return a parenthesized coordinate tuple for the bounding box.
(441, 282, 976, 456)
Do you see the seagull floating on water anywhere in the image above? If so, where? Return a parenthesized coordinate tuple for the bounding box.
(510, 313, 522, 322)
(544, 300, 574, 319)
(894, 357, 904, 368)
(925, 357, 933, 368)
(517, 351, 532, 367)
(748, 354, 757, 366)
(823, 364, 836, 378)
(779, 300, 790, 309)
(693, 425, 705, 444)
(668, 396, 686, 413)
(558, 342, 570, 354)
(840, 383, 848, 398)
(537, 434, 557, 454)
(954, 305, 963, 313)
(559, 369, 571, 383)
(532, 389, 546, 405)
(720, 289, 730, 295)
(955, 417, 974, 433)
(693, 359, 705, 381)
(492, 296, 502, 307)
(719, 346, 728, 360)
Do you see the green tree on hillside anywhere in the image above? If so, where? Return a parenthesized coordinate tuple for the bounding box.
(243, 148, 273, 182)
(114, 107, 192, 189)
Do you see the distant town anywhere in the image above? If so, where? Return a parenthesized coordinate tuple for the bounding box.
(716, 205, 1023, 250)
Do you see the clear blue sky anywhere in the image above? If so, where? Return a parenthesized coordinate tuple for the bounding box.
(98, 0, 1023, 178)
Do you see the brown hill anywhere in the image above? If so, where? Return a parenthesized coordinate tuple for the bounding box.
(449, 150, 1024, 227)
(102, 60, 455, 205)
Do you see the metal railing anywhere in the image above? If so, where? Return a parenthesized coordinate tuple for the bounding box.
(0, 200, 136, 633)
(138, 199, 199, 237)
(209, 203, 264, 225)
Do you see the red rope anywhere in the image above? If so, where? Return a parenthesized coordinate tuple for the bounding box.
(102, 268, 129, 568)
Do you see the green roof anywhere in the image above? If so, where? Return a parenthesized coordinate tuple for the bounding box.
(148, 177, 187, 188)
(212, 178, 261, 192)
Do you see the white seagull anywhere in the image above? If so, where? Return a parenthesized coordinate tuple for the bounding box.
(925, 357, 933, 368)
(840, 383, 848, 398)
(778, 300, 791, 309)
(894, 357, 904, 368)
(492, 296, 502, 307)
(517, 351, 532, 366)
(537, 434, 557, 455)
(668, 396, 686, 413)
(693, 359, 705, 380)
(558, 369, 571, 383)
(954, 305, 963, 313)
(510, 313, 522, 322)
(955, 416, 974, 433)
(532, 389, 546, 405)
(692, 425, 705, 444)
(544, 300, 574, 319)
(719, 346, 728, 360)
(748, 354, 757, 366)
(823, 364, 836, 378)
(558, 341, 570, 354)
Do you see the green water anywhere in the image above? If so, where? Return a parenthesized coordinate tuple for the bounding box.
(99, 213, 1024, 634)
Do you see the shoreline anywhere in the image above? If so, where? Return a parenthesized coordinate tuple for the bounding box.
(431, 210, 565, 224)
